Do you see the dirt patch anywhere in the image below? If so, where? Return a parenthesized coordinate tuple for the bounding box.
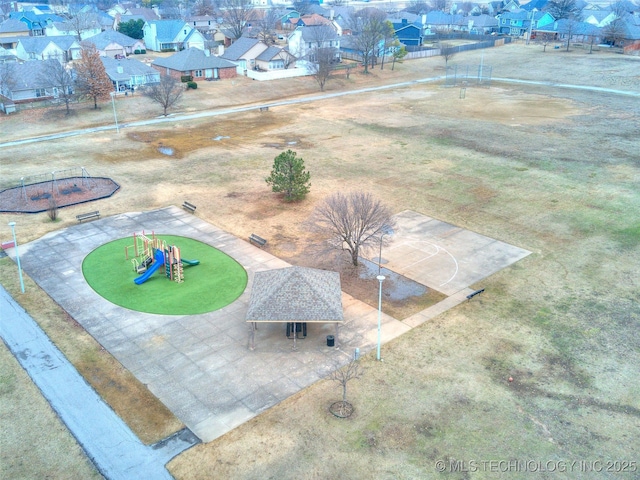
(0, 177, 120, 213)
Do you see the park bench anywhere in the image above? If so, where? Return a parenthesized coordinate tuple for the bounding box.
(182, 201, 196, 213)
(76, 211, 100, 222)
(259, 106, 269, 112)
(249, 233, 267, 247)
(466, 288, 485, 301)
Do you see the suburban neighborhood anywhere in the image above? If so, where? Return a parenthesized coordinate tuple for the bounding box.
(1, 0, 639, 479)
(0, 0, 639, 111)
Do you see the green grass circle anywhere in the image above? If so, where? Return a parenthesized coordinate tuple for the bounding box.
(82, 235, 247, 315)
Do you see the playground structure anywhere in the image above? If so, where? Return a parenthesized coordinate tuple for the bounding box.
(125, 231, 199, 285)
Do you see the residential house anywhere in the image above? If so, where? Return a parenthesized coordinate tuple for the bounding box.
(288, 25, 341, 63)
(424, 12, 466, 33)
(390, 16, 425, 45)
(151, 47, 237, 80)
(2, 59, 73, 104)
(0, 19, 31, 38)
(255, 46, 296, 71)
(221, 36, 269, 73)
(498, 9, 554, 36)
(45, 19, 102, 40)
(583, 10, 617, 28)
(187, 15, 218, 35)
(521, 0, 548, 12)
(275, 9, 301, 31)
(9, 11, 65, 36)
(143, 20, 205, 52)
(83, 30, 145, 57)
(534, 18, 601, 43)
(100, 56, 160, 91)
(467, 14, 499, 34)
(15, 35, 81, 63)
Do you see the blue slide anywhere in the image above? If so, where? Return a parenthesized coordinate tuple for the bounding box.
(134, 249, 164, 285)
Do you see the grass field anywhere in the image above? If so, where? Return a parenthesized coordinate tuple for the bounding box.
(1, 43, 639, 478)
(83, 236, 247, 315)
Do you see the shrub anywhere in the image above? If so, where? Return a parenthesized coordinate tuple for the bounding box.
(180, 75, 193, 83)
(141, 49, 146, 54)
(134, 49, 141, 54)
(187, 81, 197, 89)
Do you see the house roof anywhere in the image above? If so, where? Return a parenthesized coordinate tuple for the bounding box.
(300, 25, 338, 41)
(256, 46, 289, 61)
(0, 19, 31, 34)
(100, 56, 158, 81)
(84, 30, 141, 49)
(521, 0, 548, 11)
(127, 7, 159, 21)
(469, 14, 499, 27)
(9, 11, 65, 27)
(18, 35, 78, 54)
(221, 36, 261, 60)
(152, 47, 236, 70)
(146, 20, 189, 42)
(245, 266, 344, 323)
(300, 13, 332, 26)
(8, 59, 59, 90)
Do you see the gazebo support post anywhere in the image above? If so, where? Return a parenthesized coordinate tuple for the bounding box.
(249, 322, 256, 350)
(292, 322, 297, 350)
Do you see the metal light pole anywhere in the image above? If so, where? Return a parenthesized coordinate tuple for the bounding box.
(378, 227, 393, 275)
(376, 274, 385, 361)
(110, 91, 119, 134)
(8, 222, 25, 293)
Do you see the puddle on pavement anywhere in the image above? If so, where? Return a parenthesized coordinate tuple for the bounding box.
(158, 147, 174, 156)
(358, 257, 427, 301)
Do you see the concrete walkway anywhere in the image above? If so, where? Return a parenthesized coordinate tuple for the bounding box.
(0, 285, 197, 480)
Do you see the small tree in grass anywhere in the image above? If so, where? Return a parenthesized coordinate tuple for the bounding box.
(265, 150, 311, 201)
(143, 74, 184, 116)
(328, 359, 363, 418)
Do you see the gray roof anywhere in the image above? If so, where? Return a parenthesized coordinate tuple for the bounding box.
(0, 19, 30, 34)
(84, 30, 140, 49)
(221, 36, 261, 60)
(301, 25, 338, 41)
(17, 35, 78, 54)
(152, 47, 236, 70)
(145, 20, 188, 42)
(100, 56, 158, 81)
(255, 46, 285, 61)
(8, 60, 59, 90)
(245, 266, 344, 322)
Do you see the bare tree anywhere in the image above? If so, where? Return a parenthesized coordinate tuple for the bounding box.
(143, 74, 184, 116)
(431, 0, 448, 12)
(0, 63, 16, 99)
(348, 8, 388, 73)
(193, 0, 215, 16)
(379, 20, 396, 70)
(602, 3, 629, 48)
(220, 0, 257, 42)
(308, 191, 396, 267)
(545, 0, 582, 21)
(304, 26, 339, 91)
(39, 59, 75, 114)
(75, 44, 113, 109)
(536, 31, 555, 52)
(255, 8, 280, 45)
(64, 11, 100, 41)
(293, 0, 314, 15)
(327, 359, 363, 417)
(440, 41, 457, 66)
(407, 0, 429, 14)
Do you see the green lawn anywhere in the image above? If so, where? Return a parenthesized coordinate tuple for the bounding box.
(82, 235, 247, 315)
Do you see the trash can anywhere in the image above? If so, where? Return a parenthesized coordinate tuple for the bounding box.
(326, 335, 335, 347)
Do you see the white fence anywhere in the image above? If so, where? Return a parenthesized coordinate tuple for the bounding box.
(246, 67, 310, 82)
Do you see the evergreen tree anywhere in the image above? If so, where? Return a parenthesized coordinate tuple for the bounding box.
(117, 19, 145, 39)
(265, 150, 311, 201)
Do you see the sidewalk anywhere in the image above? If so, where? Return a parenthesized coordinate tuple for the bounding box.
(0, 285, 197, 480)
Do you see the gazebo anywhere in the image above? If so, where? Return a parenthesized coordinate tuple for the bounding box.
(245, 266, 344, 350)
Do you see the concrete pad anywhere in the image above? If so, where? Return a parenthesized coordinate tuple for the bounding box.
(374, 210, 530, 295)
(10, 206, 528, 445)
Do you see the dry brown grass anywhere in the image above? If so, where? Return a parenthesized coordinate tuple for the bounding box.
(1, 43, 639, 479)
(0, 259, 183, 445)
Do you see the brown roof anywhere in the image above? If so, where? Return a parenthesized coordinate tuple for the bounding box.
(245, 266, 343, 322)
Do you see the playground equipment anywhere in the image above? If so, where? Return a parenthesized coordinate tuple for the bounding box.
(128, 232, 199, 285)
